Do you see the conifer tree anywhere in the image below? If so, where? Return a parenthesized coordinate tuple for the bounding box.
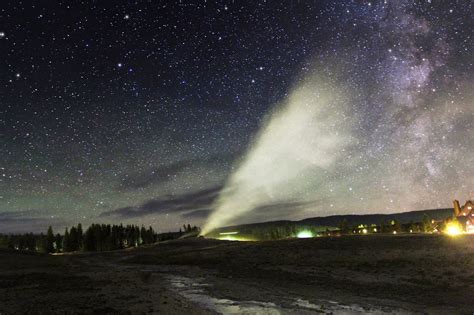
(63, 228, 70, 252)
(46, 226, 55, 253)
(77, 223, 83, 249)
(54, 233, 62, 252)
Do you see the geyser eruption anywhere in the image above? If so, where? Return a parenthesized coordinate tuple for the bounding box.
(202, 75, 354, 234)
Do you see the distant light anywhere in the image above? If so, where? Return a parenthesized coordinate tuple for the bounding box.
(218, 236, 247, 241)
(392, 230, 397, 234)
(0, 32, 5, 38)
(124, 14, 130, 20)
(445, 222, 462, 236)
(117, 63, 123, 68)
(297, 230, 313, 238)
(362, 228, 368, 234)
(219, 231, 238, 235)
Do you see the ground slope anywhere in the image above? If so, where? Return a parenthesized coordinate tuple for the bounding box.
(1, 234, 474, 314)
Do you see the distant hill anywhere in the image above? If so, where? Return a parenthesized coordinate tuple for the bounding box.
(208, 208, 454, 239)
(299, 208, 454, 227)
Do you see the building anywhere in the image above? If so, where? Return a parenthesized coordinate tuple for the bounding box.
(453, 200, 474, 233)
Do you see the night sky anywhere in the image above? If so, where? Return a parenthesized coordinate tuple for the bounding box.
(1, 1, 473, 233)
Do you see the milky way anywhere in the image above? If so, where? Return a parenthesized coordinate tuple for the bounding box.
(1, 1, 472, 233)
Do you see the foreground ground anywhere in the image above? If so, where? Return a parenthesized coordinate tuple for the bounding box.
(1, 234, 474, 314)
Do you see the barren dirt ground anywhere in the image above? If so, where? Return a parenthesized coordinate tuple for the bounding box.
(1, 234, 474, 314)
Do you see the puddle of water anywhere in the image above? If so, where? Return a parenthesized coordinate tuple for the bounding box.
(165, 274, 400, 315)
(167, 275, 283, 314)
(294, 298, 399, 314)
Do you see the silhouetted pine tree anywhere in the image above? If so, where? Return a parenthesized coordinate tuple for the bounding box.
(46, 226, 55, 253)
(63, 228, 70, 252)
(54, 233, 62, 252)
(77, 223, 83, 249)
(84, 225, 96, 251)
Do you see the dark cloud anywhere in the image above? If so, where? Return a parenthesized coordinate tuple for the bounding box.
(102, 193, 324, 223)
(101, 185, 223, 219)
(0, 209, 43, 219)
(182, 199, 326, 222)
(0, 210, 67, 234)
(119, 160, 191, 190)
(119, 152, 241, 190)
(251, 200, 319, 213)
(232, 199, 328, 225)
(181, 209, 212, 219)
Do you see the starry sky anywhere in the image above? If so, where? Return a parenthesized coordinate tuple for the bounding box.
(1, 1, 473, 233)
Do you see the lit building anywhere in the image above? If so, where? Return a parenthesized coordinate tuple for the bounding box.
(453, 200, 474, 233)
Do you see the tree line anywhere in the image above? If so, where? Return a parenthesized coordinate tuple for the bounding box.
(0, 223, 198, 254)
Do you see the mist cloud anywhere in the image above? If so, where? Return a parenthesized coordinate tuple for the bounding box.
(202, 75, 354, 234)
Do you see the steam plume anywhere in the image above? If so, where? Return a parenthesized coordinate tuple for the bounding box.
(202, 75, 354, 234)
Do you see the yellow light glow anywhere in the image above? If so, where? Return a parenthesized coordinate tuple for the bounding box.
(297, 230, 313, 238)
(445, 221, 462, 236)
(217, 235, 248, 241)
(362, 228, 368, 234)
(219, 231, 239, 235)
(218, 236, 237, 241)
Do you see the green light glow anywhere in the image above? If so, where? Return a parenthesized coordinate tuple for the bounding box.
(297, 230, 313, 238)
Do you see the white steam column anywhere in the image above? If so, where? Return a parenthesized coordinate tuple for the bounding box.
(202, 75, 353, 235)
